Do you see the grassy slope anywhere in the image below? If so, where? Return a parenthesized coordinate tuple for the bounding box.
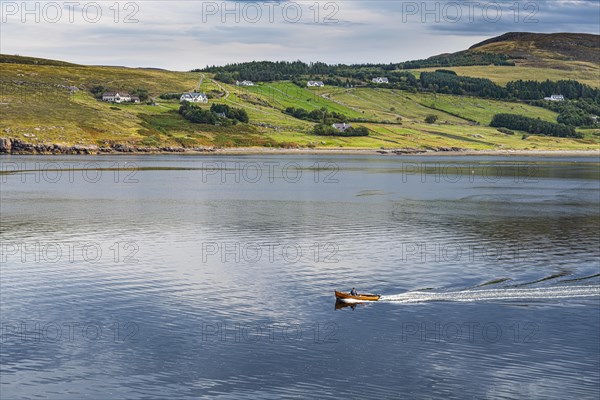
(323, 88, 558, 125)
(414, 64, 600, 88)
(1, 61, 199, 146)
(1, 55, 598, 150)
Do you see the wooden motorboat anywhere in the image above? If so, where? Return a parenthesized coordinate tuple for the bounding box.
(335, 290, 380, 302)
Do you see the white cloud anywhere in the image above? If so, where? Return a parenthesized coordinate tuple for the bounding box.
(0, 0, 598, 69)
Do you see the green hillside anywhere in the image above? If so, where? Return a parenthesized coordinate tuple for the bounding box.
(1, 36, 599, 152)
(414, 32, 600, 88)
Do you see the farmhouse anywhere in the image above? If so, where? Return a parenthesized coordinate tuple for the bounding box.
(372, 77, 389, 84)
(332, 122, 352, 131)
(544, 94, 565, 101)
(102, 91, 132, 103)
(307, 81, 324, 87)
(236, 80, 255, 86)
(180, 92, 208, 103)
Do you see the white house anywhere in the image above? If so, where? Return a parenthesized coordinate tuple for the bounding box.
(236, 80, 255, 86)
(180, 92, 208, 103)
(372, 77, 389, 84)
(102, 91, 132, 103)
(307, 81, 324, 87)
(332, 122, 352, 131)
(544, 94, 565, 102)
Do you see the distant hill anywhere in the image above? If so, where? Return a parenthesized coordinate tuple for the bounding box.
(0, 54, 80, 67)
(409, 32, 599, 88)
(468, 32, 600, 65)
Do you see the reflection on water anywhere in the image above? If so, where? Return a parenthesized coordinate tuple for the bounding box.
(1, 154, 599, 399)
(335, 300, 356, 310)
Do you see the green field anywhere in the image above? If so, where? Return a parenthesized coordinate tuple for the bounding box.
(414, 64, 600, 88)
(239, 82, 366, 118)
(406, 92, 559, 125)
(1, 56, 598, 151)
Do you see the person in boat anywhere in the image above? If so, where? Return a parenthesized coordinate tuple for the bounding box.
(350, 287, 358, 296)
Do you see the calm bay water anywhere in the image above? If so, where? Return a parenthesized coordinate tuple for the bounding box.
(1, 154, 599, 399)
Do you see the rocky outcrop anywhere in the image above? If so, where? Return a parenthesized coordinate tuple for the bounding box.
(0, 138, 216, 155)
(383, 147, 466, 155)
(0, 138, 12, 153)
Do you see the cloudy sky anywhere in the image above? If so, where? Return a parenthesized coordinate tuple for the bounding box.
(1, 0, 598, 70)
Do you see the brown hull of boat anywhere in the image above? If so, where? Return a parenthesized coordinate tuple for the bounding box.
(335, 290, 380, 302)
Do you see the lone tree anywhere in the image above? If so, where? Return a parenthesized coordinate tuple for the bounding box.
(425, 114, 438, 124)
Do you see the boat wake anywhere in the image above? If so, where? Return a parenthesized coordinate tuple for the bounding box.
(379, 285, 600, 304)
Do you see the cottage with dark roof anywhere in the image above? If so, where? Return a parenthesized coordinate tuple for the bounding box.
(102, 91, 132, 103)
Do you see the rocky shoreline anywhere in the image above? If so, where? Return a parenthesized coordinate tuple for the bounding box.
(1, 137, 598, 156)
(0, 137, 460, 155)
(0, 138, 216, 155)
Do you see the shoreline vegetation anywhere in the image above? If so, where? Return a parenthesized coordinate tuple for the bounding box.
(0, 138, 597, 157)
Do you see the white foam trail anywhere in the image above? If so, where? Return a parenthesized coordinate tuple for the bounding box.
(380, 285, 600, 304)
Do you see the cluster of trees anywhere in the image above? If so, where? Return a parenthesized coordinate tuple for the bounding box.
(538, 98, 600, 116)
(131, 88, 149, 102)
(214, 72, 236, 84)
(390, 71, 419, 86)
(90, 85, 106, 99)
(435, 69, 458, 75)
(490, 114, 581, 138)
(159, 93, 183, 100)
(556, 104, 599, 127)
(210, 103, 249, 123)
(200, 52, 515, 82)
(524, 84, 600, 127)
(420, 72, 509, 98)
(178, 102, 249, 125)
(506, 79, 599, 101)
(398, 51, 515, 69)
(312, 124, 369, 137)
(179, 102, 220, 124)
(424, 115, 438, 124)
(202, 61, 334, 82)
(284, 107, 347, 124)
